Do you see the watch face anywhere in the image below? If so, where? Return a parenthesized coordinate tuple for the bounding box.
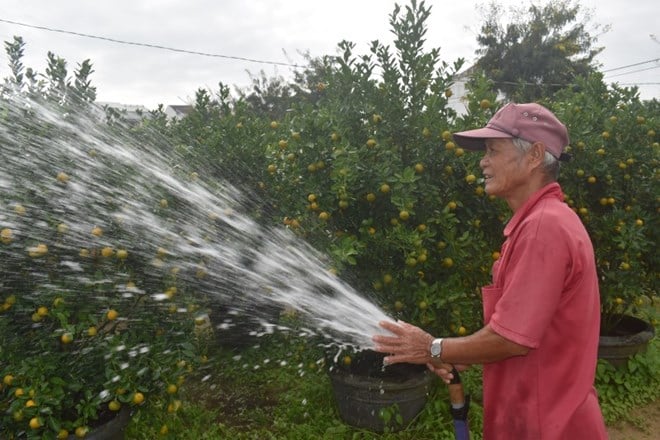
(431, 340, 441, 356)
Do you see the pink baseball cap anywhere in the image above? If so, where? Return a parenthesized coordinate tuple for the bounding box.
(453, 103, 571, 161)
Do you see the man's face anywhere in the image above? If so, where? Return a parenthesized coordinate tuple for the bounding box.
(480, 138, 531, 200)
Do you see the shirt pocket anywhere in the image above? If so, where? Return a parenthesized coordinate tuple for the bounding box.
(481, 285, 503, 324)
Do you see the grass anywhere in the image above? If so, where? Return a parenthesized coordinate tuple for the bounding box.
(125, 331, 479, 439)
(125, 323, 659, 439)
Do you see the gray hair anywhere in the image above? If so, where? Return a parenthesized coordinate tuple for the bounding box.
(512, 137, 560, 180)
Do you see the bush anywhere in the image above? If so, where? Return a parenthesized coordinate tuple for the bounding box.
(0, 43, 204, 438)
(552, 75, 659, 331)
(248, 1, 500, 338)
(168, 0, 658, 340)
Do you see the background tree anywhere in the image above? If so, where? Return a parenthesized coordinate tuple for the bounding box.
(237, 71, 296, 120)
(2, 36, 96, 107)
(475, 0, 608, 102)
(236, 54, 335, 121)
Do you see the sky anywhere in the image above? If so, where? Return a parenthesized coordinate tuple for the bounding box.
(1, 0, 658, 109)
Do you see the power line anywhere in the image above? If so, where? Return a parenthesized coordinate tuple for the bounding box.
(601, 58, 659, 73)
(450, 77, 658, 89)
(605, 65, 660, 79)
(0, 17, 305, 69)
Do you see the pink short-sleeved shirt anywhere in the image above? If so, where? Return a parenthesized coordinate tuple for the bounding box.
(482, 183, 607, 439)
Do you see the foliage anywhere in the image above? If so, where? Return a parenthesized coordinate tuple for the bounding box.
(241, 0, 494, 339)
(164, 0, 658, 343)
(2, 36, 96, 106)
(0, 41, 204, 439)
(238, 71, 298, 120)
(148, 86, 279, 226)
(595, 337, 660, 424)
(475, 0, 606, 101)
(551, 74, 659, 332)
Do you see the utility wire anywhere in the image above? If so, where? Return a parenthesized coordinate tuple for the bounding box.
(0, 17, 306, 69)
(449, 77, 657, 88)
(605, 65, 660, 79)
(601, 58, 659, 73)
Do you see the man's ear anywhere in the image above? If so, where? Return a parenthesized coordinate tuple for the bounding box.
(530, 142, 546, 165)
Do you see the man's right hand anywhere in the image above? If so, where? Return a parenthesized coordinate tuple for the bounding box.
(426, 363, 470, 384)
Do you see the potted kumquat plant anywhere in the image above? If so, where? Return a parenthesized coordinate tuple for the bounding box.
(0, 40, 205, 439)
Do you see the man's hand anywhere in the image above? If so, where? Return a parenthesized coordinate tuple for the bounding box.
(374, 321, 531, 371)
(372, 320, 434, 365)
(426, 363, 470, 384)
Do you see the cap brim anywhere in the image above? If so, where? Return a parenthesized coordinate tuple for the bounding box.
(452, 127, 513, 151)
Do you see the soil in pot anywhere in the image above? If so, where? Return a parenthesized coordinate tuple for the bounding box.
(328, 350, 435, 432)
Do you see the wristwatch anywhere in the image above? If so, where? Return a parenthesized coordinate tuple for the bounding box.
(430, 338, 443, 359)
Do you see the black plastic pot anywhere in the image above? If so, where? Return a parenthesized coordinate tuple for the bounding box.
(328, 350, 434, 432)
(598, 314, 655, 367)
(67, 407, 132, 440)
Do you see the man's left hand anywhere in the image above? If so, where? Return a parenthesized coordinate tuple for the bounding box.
(372, 320, 435, 365)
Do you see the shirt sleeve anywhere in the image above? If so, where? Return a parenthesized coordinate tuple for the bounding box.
(489, 221, 569, 348)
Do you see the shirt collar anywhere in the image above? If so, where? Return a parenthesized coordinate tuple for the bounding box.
(503, 182, 564, 237)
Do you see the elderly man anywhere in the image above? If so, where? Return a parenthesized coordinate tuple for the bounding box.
(373, 103, 607, 439)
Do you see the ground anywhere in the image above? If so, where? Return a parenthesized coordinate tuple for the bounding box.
(607, 399, 660, 440)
